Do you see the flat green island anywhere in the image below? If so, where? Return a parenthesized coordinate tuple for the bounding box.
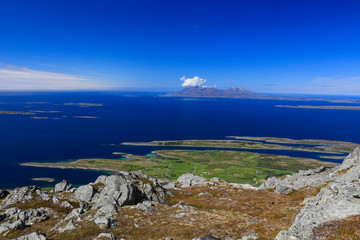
(21, 149, 338, 186)
(122, 137, 358, 154)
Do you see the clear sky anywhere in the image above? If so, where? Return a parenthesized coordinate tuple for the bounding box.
(1, 0, 360, 94)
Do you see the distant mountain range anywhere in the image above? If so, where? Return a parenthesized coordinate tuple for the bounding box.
(167, 86, 264, 98)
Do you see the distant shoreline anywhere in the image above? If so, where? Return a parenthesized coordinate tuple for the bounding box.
(275, 105, 360, 110)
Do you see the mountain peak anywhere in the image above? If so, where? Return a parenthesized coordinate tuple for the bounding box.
(167, 86, 263, 98)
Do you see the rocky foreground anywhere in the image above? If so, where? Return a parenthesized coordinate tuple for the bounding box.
(2, 148, 360, 239)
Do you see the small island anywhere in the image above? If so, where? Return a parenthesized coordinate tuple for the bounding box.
(0, 111, 33, 115)
(63, 103, 103, 107)
(31, 177, 55, 182)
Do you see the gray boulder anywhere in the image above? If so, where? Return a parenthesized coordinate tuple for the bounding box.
(93, 233, 117, 240)
(15, 231, 48, 240)
(54, 180, 73, 193)
(75, 185, 95, 202)
(94, 216, 114, 229)
(136, 200, 154, 211)
(96, 204, 118, 218)
(177, 173, 206, 187)
(94, 174, 140, 207)
(94, 172, 166, 208)
(1, 186, 38, 208)
(260, 166, 332, 194)
(61, 220, 77, 232)
(241, 233, 258, 240)
(15, 208, 50, 225)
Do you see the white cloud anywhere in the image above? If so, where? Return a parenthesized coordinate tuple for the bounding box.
(0, 65, 106, 90)
(180, 76, 206, 87)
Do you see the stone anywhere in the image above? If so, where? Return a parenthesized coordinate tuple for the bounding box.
(15, 231, 48, 240)
(241, 233, 258, 240)
(96, 204, 118, 218)
(61, 220, 77, 232)
(177, 172, 206, 187)
(93, 233, 117, 240)
(95, 174, 140, 207)
(75, 185, 95, 202)
(60, 201, 73, 208)
(79, 201, 90, 212)
(174, 212, 186, 218)
(260, 166, 333, 193)
(95, 216, 111, 229)
(172, 201, 189, 210)
(198, 192, 213, 197)
(1, 186, 38, 208)
(52, 197, 60, 204)
(163, 182, 176, 189)
(193, 235, 222, 240)
(15, 208, 50, 225)
(54, 180, 74, 193)
(5, 207, 20, 216)
(136, 200, 154, 211)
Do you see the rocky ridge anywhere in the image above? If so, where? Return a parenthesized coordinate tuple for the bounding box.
(261, 147, 360, 239)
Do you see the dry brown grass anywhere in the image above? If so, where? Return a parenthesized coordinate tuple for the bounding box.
(312, 215, 360, 240)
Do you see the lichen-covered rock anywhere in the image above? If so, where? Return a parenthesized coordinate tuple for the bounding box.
(15, 231, 48, 240)
(260, 166, 332, 194)
(75, 185, 95, 202)
(1, 186, 38, 208)
(94, 171, 166, 209)
(54, 180, 74, 193)
(136, 200, 154, 211)
(275, 147, 360, 239)
(93, 233, 117, 240)
(177, 172, 206, 187)
(94, 174, 140, 208)
(61, 220, 77, 232)
(15, 207, 50, 225)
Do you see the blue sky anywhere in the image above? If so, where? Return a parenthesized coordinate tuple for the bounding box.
(1, 0, 360, 94)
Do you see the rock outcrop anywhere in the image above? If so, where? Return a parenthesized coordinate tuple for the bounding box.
(270, 147, 360, 239)
(1, 186, 39, 209)
(54, 180, 74, 193)
(15, 231, 48, 240)
(0, 170, 167, 238)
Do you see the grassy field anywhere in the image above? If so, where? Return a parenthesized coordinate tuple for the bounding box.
(23, 149, 338, 186)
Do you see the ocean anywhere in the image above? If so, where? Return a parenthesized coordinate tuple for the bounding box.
(1, 91, 360, 189)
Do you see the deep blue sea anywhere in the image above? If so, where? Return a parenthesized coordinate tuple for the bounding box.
(1, 91, 360, 189)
